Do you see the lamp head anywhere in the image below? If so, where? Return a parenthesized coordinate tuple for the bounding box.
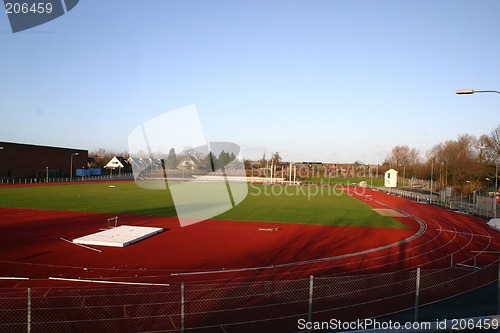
(456, 89, 474, 95)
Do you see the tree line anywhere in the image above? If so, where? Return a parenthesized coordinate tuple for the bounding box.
(384, 124, 500, 194)
(164, 147, 239, 171)
(89, 147, 239, 171)
(90, 123, 500, 193)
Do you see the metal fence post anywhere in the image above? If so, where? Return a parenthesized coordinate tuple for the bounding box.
(414, 268, 420, 323)
(27, 288, 31, 333)
(181, 282, 185, 333)
(308, 275, 314, 332)
(497, 257, 500, 316)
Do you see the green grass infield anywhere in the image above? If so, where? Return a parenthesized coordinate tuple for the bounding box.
(0, 181, 407, 229)
(306, 177, 386, 187)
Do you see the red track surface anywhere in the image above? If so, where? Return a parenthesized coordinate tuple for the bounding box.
(2, 186, 500, 332)
(354, 188, 500, 269)
(1, 187, 499, 289)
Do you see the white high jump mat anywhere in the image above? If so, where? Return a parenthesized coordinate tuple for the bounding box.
(73, 225, 163, 247)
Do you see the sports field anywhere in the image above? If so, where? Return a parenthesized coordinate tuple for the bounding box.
(0, 180, 499, 332)
(0, 181, 406, 228)
(0, 181, 416, 288)
(1, 180, 497, 290)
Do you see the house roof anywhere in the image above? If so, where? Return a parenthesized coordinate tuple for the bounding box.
(177, 155, 200, 166)
(105, 156, 125, 169)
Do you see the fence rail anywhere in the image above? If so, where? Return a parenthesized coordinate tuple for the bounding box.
(0, 262, 498, 333)
(376, 187, 500, 220)
(0, 174, 134, 185)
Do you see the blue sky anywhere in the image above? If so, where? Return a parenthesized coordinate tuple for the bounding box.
(1, 1, 499, 163)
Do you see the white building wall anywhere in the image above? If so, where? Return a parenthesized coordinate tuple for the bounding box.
(384, 169, 398, 188)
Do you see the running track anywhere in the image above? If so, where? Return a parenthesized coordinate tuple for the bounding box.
(0, 186, 499, 287)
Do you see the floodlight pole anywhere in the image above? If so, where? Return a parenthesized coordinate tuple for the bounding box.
(70, 153, 78, 181)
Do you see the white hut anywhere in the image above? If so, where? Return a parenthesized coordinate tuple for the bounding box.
(384, 169, 398, 188)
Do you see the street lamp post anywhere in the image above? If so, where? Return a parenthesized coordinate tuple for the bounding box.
(0, 147, 3, 180)
(429, 158, 434, 205)
(70, 153, 78, 181)
(495, 164, 498, 219)
(402, 162, 406, 187)
(456, 89, 500, 95)
(466, 180, 471, 206)
(485, 174, 499, 218)
(456, 89, 499, 216)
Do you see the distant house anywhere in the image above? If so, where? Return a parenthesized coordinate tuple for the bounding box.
(384, 169, 398, 188)
(105, 156, 125, 175)
(115, 156, 131, 169)
(105, 156, 124, 169)
(177, 156, 200, 171)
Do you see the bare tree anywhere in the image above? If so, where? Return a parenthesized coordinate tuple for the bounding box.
(385, 145, 420, 168)
(271, 152, 282, 165)
(480, 124, 500, 164)
(384, 145, 421, 179)
(427, 134, 481, 190)
(260, 153, 267, 168)
(89, 148, 115, 167)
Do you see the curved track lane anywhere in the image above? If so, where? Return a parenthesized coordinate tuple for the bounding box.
(0, 186, 499, 287)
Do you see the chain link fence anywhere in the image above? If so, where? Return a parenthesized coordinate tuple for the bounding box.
(0, 261, 498, 333)
(376, 186, 500, 220)
(0, 174, 134, 185)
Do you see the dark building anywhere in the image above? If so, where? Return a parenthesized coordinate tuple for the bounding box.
(0, 142, 88, 178)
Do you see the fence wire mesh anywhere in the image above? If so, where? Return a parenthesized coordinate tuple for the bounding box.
(0, 262, 498, 333)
